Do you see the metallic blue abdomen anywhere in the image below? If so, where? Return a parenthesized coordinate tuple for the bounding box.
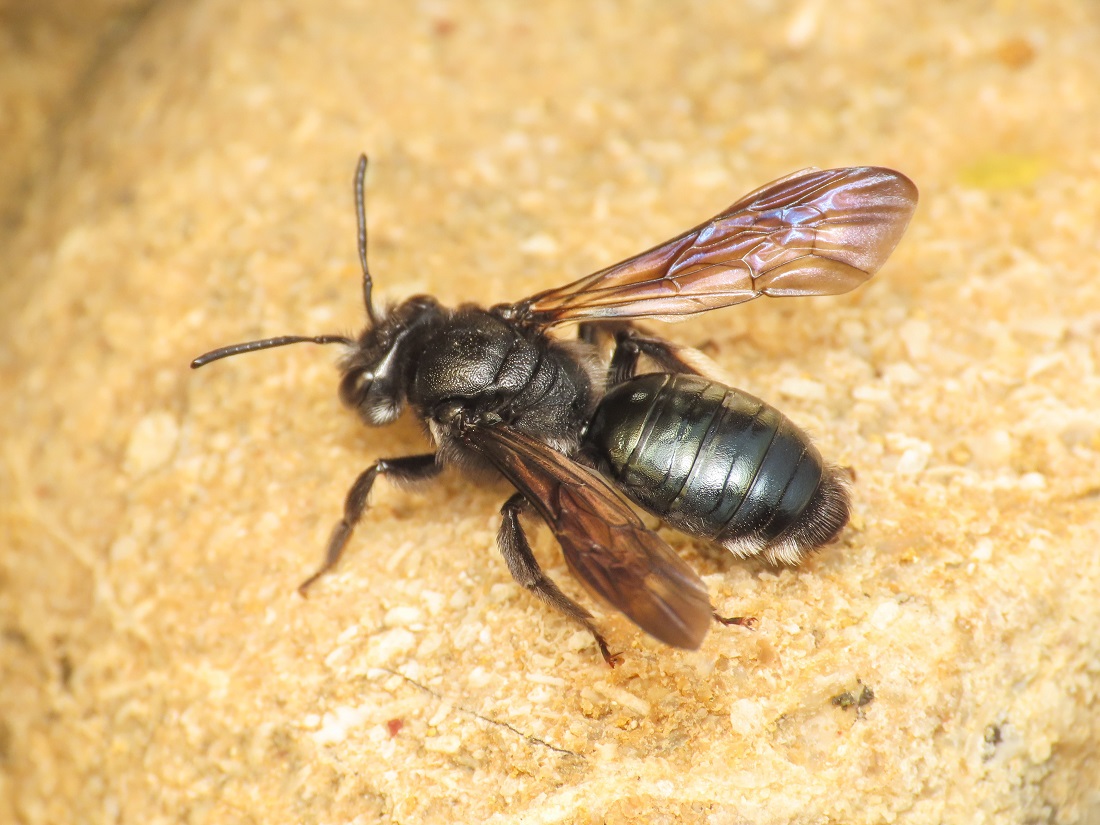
(587, 373, 830, 552)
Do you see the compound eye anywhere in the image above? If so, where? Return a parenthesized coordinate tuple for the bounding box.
(339, 369, 374, 408)
(339, 367, 404, 425)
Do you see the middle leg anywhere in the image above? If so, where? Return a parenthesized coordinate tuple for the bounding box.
(497, 492, 620, 666)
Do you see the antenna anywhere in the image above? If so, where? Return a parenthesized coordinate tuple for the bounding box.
(355, 154, 379, 325)
(190, 334, 354, 369)
(191, 156, 380, 370)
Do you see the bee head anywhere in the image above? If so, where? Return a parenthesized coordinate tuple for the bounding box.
(338, 294, 443, 426)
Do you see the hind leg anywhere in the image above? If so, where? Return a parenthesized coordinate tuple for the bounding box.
(606, 325, 711, 386)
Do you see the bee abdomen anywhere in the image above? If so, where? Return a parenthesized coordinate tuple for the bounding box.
(587, 373, 849, 564)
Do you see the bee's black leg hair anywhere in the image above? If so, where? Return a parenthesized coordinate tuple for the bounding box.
(607, 325, 707, 387)
(298, 453, 440, 595)
(498, 493, 621, 667)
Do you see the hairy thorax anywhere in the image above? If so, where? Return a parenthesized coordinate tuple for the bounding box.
(408, 308, 598, 454)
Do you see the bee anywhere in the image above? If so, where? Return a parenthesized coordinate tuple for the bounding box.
(192, 157, 917, 664)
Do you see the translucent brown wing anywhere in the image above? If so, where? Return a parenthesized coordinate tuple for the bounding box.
(471, 425, 713, 649)
(516, 166, 918, 325)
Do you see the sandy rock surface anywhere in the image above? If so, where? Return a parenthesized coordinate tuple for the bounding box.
(2, 2, 1099, 823)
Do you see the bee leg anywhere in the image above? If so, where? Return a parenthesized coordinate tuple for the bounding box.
(578, 321, 630, 350)
(577, 322, 604, 346)
(498, 493, 621, 667)
(298, 453, 440, 595)
(608, 326, 706, 386)
(714, 613, 758, 630)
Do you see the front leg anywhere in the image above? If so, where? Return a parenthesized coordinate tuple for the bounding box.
(497, 493, 620, 666)
(298, 453, 440, 594)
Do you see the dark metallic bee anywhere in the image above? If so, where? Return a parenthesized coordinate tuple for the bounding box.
(192, 157, 917, 664)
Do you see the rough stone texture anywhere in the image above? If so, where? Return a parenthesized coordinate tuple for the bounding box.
(2, 2, 1099, 823)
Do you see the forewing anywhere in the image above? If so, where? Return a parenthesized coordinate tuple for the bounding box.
(471, 426, 713, 650)
(520, 166, 918, 324)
